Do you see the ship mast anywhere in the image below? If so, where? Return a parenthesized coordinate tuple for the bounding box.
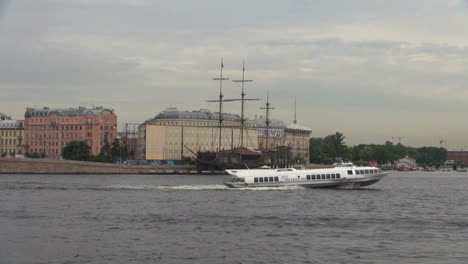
(207, 60, 259, 150)
(232, 61, 258, 148)
(208, 58, 229, 151)
(260, 91, 275, 149)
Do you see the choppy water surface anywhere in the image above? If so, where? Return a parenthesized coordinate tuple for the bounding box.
(1, 171, 468, 264)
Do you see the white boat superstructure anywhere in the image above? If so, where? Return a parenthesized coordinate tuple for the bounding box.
(224, 164, 387, 189)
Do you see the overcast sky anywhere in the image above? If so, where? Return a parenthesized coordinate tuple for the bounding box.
(2, 0, 468, 148)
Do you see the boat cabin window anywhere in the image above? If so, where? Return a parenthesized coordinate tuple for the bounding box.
(230, 178, 244, 182)
(274, 176, 279, 181)
(276, 168, 294, 172)
(306, 175, 310, 180)
(264, 177, 269, 182)
(337, 173, 341, 178)
(331, 173, 336, 179)
(269, 177, 274, 182)
(356, 170, 360, 175)
(254, 177, 258, 183)
(326, 174, 331, 179)
(259, 177, 264, 182)
(370, 170, 374, 174)
(312, 175, 316, 180)
(347, 170, 353, 175)
(365, 170, 369, 174)
(321, 174, 325, 179)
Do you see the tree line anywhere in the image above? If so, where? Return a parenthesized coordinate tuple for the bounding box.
(309, 132, 447, 166)
(25, 134, 132, 163)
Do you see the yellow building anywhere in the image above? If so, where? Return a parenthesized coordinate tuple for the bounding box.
(0, 120, 25, 157)
(255, 121, 311, 162)
(137, 108, 312, 162)
(137, 108, 259, 160)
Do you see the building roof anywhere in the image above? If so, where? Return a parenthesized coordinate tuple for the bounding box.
(0, 113, 11, 120)
(143, 108, 242, 125)
(285, 123, 312, 132)
(25, 106, 115, 118)
(142, 107, 312, 134)
(0, 120, 22, 129)
(398, 156, 416, 162)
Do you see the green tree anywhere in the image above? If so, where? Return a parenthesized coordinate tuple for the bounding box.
(111, 139, 128, 163)
(309, 137, 324, 163)
(358, 145, 373, 162)
(99, 134, 112, 163)
(111, 139, 121, 162)
(323, 132, 348, 162)
(294, 154, 306, 165)
(62, 141, 91, 161)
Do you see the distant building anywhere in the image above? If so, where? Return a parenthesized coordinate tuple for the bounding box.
(255, 119, 311, 162)
(395, 156, 417, 169)
(136, 107, 312, 162)
(137, 108, 259, 161)
(447, 151, 468, 165)
(24, 106, 117, 158)
(0, 120, 24, 156)
(117, 131, 138, 160)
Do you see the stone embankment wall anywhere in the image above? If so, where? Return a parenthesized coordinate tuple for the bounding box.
(0, 158, 195, 174)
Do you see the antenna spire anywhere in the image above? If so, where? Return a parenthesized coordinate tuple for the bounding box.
(293, 97, 297, 125)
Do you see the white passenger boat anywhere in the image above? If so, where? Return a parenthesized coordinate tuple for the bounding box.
(224, 163, 387, 189)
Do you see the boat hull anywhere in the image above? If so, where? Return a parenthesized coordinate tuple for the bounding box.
(224, 174, 385, 189)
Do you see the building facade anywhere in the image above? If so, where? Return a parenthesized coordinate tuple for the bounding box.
(137, 108, 312, 162)
(255, 122, 311, 162)
(396, 156, 417, 169)
(447, 151, 468, 165)
(137, 108, 259, 160)
(0, 120, 25, 157)
(24, 107, 117, 159)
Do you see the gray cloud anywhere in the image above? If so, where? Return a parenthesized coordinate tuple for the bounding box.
(2, 0, 468, 147)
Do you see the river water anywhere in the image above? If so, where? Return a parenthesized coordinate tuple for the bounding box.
(1, 171, 467, 264)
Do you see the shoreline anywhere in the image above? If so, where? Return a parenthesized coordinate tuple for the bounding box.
(0, 157, 218, 175)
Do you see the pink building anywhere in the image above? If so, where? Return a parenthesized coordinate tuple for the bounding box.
(24, 107, 117, 159)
